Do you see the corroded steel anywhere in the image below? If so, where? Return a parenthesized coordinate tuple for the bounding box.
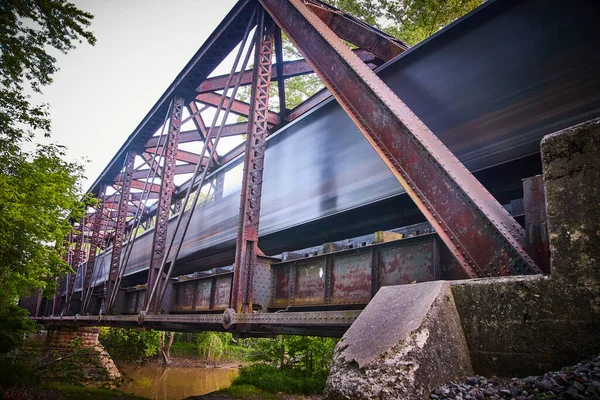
(106, 151, 135, 308)
(195, 92, 280, 125)
(196, 48, 378, 94)
(82, 183, 106, 313)
(146, 95, 185, 311)
(523, 175, 550, 273)
(303, 0, 408, 61)
(66, 217, 85, 310)
(232, 12, 275, 314)
(261, 0, 541, 278)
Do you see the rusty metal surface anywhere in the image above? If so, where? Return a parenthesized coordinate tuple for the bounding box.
(66, 218, 85, 310)
(232, 12, 275, 313)
(261, 0, 541, 279)
(82, 184, 106, 313)
(106, 152, 135, 311)
(523, 175, 550, 273)
(303, 0, 408, 61)
(146, 96, 184, 311)
(32, 309, 361, 333)
(270, 234, 439, 308)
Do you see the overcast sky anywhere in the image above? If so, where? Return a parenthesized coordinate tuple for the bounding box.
(38, 1, 238, 191)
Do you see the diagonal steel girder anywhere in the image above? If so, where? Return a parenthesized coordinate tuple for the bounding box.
(261, 0, 541, 278)
(146, 95, 185, 312)
(106, 151, 135, 310)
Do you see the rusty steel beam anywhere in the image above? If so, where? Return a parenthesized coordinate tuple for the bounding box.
(65, 217, 85, 311)
(129, 179, 162, 193)
(196, 92, 280, 125)
(261, 0, 541, 278)
(82, 184, 106, 313)
(287, 87, 332, 121)
(145, 147, 210, 166)
(146, 95, 185, 311)
(106, 152, 135, 309)
(145, 130, 201, 147)
(303, 0, 408, 61)
(196, 48, 378, 94)
(187, 102, 220, 164)
(232, 12, 274, 314)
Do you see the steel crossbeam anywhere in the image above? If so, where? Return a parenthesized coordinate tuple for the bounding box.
(82, 184, 106, 313)
(260, 0, 541, 278)
(232, 11, 275, 314)
(106, 152, 135, 311)
(146, 95, 185, 312)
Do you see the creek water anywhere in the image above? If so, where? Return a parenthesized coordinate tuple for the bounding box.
(119, 364, 238, 399)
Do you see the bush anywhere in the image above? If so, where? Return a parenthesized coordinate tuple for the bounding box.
(0, 354, 40, 386)
(233, 363, 328, 395)
(98, 327, 160, 361)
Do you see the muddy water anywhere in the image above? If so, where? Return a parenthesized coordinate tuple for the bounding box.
(119, 364, 238, 399)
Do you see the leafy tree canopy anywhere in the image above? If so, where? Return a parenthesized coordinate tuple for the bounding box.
(0, 0, 96, 305)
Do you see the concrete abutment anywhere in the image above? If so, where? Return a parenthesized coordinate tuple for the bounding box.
(325, 119, 600, 399)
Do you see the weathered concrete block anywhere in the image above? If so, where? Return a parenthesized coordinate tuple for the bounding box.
(449, 117, 600, 377)
(325, 281, 472, 400)
(542, 118, 600, 289)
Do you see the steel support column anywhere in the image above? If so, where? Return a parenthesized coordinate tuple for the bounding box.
(106, 152, 135, 311)
(261, 0, 541, 277)
(82, 184, 106, 313)
(66, 217, 85, 311)
(146, 95, 185, 312)
(232, 12, 274, 314)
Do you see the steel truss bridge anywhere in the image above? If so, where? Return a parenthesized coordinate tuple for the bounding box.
(24, 0, 600, 337)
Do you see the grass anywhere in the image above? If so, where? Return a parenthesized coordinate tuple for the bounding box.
(232, 364, 327, 396)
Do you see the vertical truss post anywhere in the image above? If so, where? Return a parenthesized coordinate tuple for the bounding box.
(232, 12, 274, 314)
(106, 152, 135, 312)
(66, 217, 85, 312)
(146, 95, 185, 312)
(273, 25, 286, 120)
(261, 0, 541, 277)
(82, 183, 106, 313)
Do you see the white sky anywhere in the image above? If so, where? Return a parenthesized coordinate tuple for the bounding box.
(38, 1, 239, 192)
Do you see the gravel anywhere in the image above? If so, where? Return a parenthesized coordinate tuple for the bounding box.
(431, 355, 600, 400)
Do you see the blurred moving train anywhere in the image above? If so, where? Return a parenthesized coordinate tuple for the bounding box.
(71, 0, 600, 294)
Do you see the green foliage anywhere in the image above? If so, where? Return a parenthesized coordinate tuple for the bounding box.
(0, 303, 36, 353)
(247, 335, 337, 374)
(0, 141, 89, 303)
(0, 354, 40, 387)
(0, 0, 95, 308)
(327, 0, 484, 45)
(99, 327, 161, 361)
(0, 0, 95, 143)
(233, 364, 328, 395)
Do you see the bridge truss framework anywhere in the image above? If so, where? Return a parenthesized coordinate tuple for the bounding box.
(24, 0, 564, 336)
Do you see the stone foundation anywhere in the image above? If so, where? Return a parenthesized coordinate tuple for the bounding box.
(28, 326, 121, 382)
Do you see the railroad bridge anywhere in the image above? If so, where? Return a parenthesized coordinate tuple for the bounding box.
(24, 0, 600, 377)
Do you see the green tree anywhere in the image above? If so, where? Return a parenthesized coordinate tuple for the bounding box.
(0, 1, 95, 305)
(328, 0, 484, 45)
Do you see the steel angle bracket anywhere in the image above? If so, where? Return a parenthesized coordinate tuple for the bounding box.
(260, 0, 541, 277)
